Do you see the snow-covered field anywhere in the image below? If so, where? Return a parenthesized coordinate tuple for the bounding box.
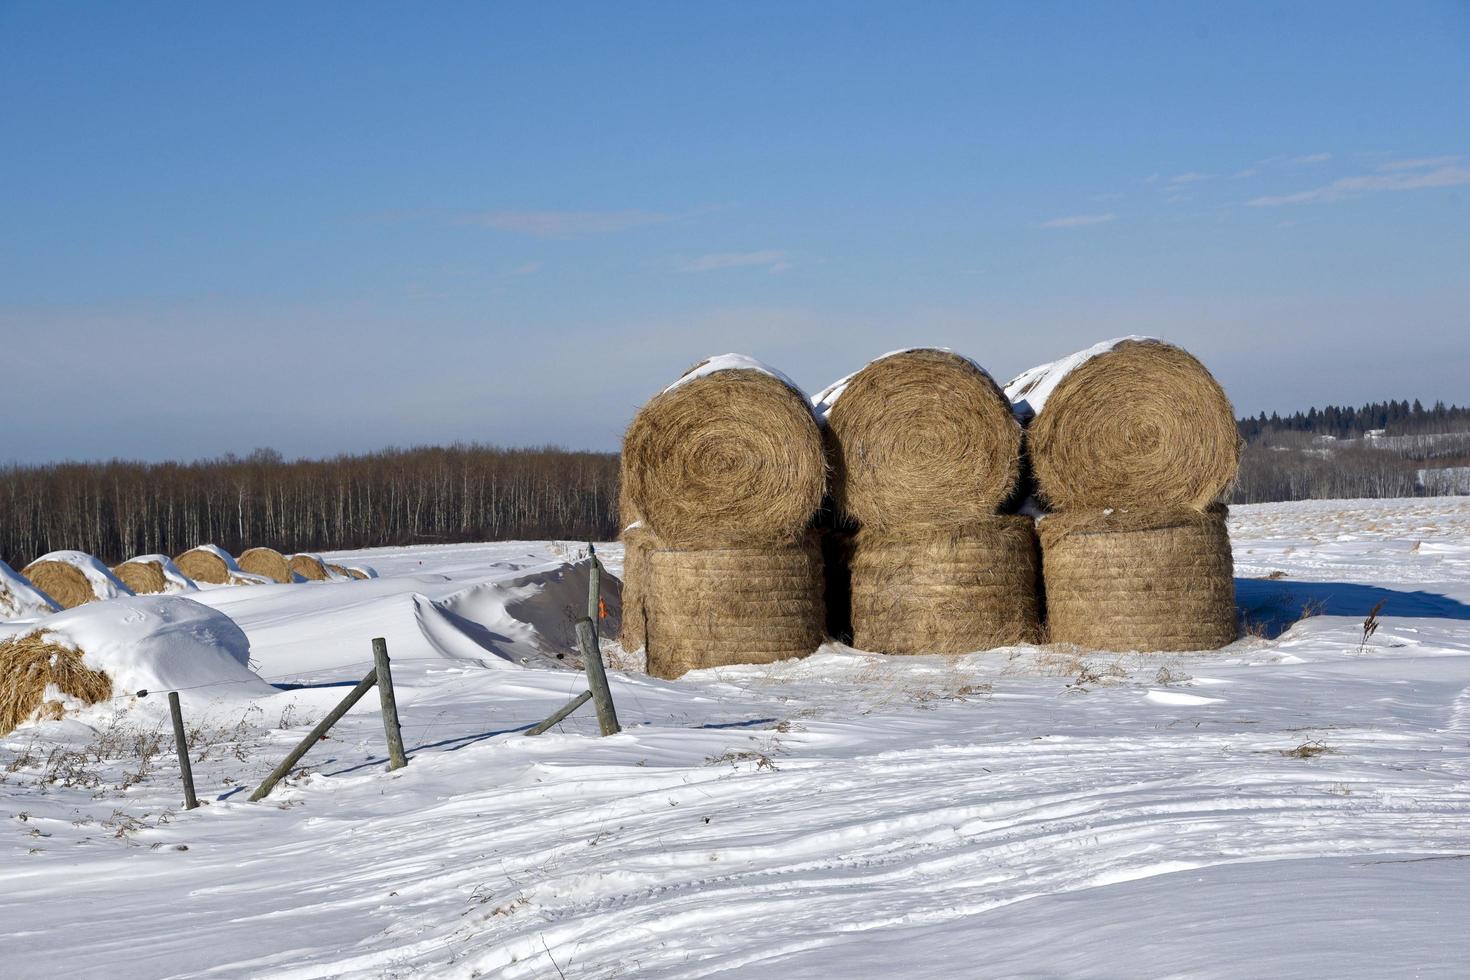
(4, 498, 1469, 978)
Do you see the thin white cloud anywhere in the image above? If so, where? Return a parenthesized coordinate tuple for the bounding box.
(1378, 155, 1461, 172)
(1040, 212, 1116, 229)
(1170, 172, 1211, 184)
(1289, 152, 1332, 165)
(1247, 164, 1470, 206)
(456, 209, 676, 238)
(679, 250, 793, 273)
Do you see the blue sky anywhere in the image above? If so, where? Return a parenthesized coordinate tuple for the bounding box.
(2, 1, 1468, 463)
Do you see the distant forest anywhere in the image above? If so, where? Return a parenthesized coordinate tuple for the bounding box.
(3, 398, 1467, 566)
(0, 446, 619, 567)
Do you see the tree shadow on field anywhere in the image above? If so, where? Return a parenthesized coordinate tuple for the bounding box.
(1235, 577, 1470, 639)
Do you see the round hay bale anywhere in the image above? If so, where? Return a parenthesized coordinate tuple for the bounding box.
(175, 546, 236, 585)
(325, 563, 353, 581)
(21, 555, 128, 610)
(818, 349, 1022, 530)
(111, 559, 168, 595)
(289, 553, 329, 581)
(1, 559, 60, 620)
(622, 356, 825, 548)
(617, 523, 660, 653)
(1007, 338, 1240, 511)
(644, 537, 825, 679)
(1039, 506, 1237, 652)
(0, 630, 113, 736)
(237, 547, 292, 584)
(847, 515, 1041, 655)
(345, 567, 371, 581)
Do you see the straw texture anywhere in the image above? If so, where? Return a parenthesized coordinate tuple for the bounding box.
(0, 631, 113, 736)
(1039, 506, 1237, 652)
(847, 516, 1041, 654)
(1019, 339, 1240, 511)
(111, 559, 168, 595)
(644, 537, 825, 679)
(823, 349, 1022, 530)
(238, 547, 292, 584)
(622, 368, 824, 547)
(175, 547, 232, 585)
(618, 524, 659, 653)
(289, 554, 329, 581)
(21, 561, 97, 609)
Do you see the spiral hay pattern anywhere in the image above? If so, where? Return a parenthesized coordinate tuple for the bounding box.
(175, 547, 233, 585)
(1020, 339, 1240, 511)
(644, 537, 825, 679)
(622, 369, 824, 548)
(847, 516, 1041, 654)
(21, 561, 99, 609)
(111, 559, 168, 595)
(238, 547, 292, 584)
(1040, 506, 1237, 652)
(823, 349, 1021, 530)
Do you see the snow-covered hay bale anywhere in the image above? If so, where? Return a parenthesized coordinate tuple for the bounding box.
(847, 515, 1041, 655)
(817, 349, 1022, 529)
(345, 566, 371, 580)
(325, 563, 354, 581)
(617, 523, 659, 653)
(622, 355, 825, 548)
(111, 559, 167, 595)
(113, 555, 198, 595)
(174, 545, 240, 585)
(1039, 507, 1236, 652)
(289, 553, 329, 581)
(0, 631, 113, 736)
(21, 552, 133, 609)
(1006, 338, 1239, 511)
(643, 536, 825, 679)
(0, 560, 59, 621)
(237, 547, 292, 584)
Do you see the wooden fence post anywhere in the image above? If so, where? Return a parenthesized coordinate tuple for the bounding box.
(168, 691, 199, 811)
(582, 545, 621, 736)
(372, 637, 408, 770)
(525, 690, 593, 736)
(249, 668, 378, 802)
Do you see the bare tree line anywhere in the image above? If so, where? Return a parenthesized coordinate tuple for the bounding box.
(0, 446, 619, 567)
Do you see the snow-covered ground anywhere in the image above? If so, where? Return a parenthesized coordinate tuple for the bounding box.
(3, 498, 1469, 978)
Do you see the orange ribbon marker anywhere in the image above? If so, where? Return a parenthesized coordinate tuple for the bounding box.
(598, 597, 608, 619)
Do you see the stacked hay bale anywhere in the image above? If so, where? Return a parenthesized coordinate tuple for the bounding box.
(621, 355, 827, 679)
(817, 349, 1039, 654)
(1006, 337, 1241, 651)
(1, 559, 60, 620)
(238, 547, 293, 583)
(21, 552, 134, 609)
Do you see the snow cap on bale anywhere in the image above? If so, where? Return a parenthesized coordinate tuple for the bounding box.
(621, 354, 825, 549)
(643, 535, 825, 679)
(846, 515, 1041, 655)
(325, 563, 355, 582)
(1006, 338, 1240, 512)
(0, 595, 271, 735)
(288, 553, 331, 581)
(112, 555, 198, 595)
(174, 544, 241, 585)
(237, 547, 293, 584)
(816, 348, 1022, 530)
(1039, 506, 1237, 652)
(344, 565, 377, 580)
(1, 559, 60, 621)
(22, 551, 134, 609)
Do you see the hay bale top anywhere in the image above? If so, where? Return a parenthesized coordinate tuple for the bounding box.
(22, 551, 134, 609)
(115, 555, 198, 594)
(812, 346, 988, 421)
(0, 559, 60, 621)
(1, 596, 270, 710)
(817, 347, 1022, 528)
(174, 545, 241, 585)
(289, 553, 330, 581)
(237, 547, 292, 584)
(622, 353, 825, 548)
(1006, 337, 1240, 511)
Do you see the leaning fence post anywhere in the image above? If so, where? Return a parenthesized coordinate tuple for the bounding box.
(525, 690, 593, 737)
(167, 691, 199, 811)
(581, 544, 621, 736)
(249, 667, 378, 802)
(373, 637, 408, 771)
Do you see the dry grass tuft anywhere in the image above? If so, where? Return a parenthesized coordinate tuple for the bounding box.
(0, 631, 113, 736)
(622, 367, 824, 548)
(846, 515, 1041, 654)
(644, 536, 825, 679)
(175, 547, 232, 585)
(20, 560, 97, 609)
(237, 547, 292, 583)
(824, 349, 1022, 529)
(289, 554, 329, 581)
(1039, 506, 1236, 652)
(1021, 339, 1240, 511)
(111, 559, 168, 595)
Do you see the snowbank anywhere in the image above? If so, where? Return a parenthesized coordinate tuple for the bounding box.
(0, 559, 59, 621)
(1004, 335, 1153, 422)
